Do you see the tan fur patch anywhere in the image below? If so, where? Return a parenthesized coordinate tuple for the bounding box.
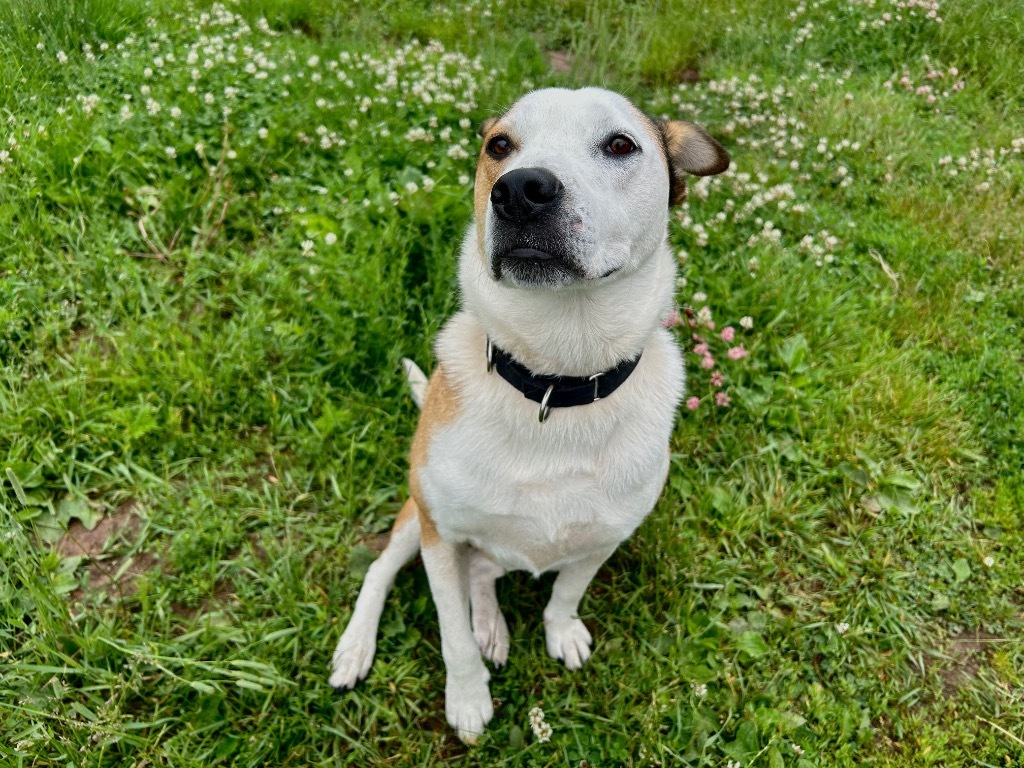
(391, 496, 419, 532)
(477, 117, 499, 137)
(663, 121, 730, 173)
(474, 122, 517, 257)
(408, 365, 462, 548)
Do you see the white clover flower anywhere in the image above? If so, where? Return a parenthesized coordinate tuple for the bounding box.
(422, 176, 435, 192)
(204, 92, 215, 105)
(693, 683, 707, 697)
(324, 232, 337, 245)
(692, 292, 708, 303)
(36, 41, 44, 51)
(170, 106, 182, 120)
(404, 181, 419, 194)
(119, 105, 133, 121)
(983, 556, 995, 568)
(527, 707, 552, 742)
(836, 622, 850, 635)
(307, 54, 320, 67)
(740, 316, 754, 330)
(57, 50, 69, 64)
(300, 240, 315, 255)
(165, 146, 177, 159)
(146, 98, 161, 115)
(258, 127, 269, 139)
(458, 173, 470, 185)
(78, 94, 100, 115)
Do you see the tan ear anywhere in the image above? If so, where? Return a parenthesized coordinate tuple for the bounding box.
(477, 117, 499, 138)
(660, 121, 730, 205)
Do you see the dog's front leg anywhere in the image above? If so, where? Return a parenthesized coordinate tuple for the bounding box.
(544, 549, 613, 670)
(421, 538, 493, 743)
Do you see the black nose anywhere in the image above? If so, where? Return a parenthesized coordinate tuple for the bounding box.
(490, 167, 564, 223)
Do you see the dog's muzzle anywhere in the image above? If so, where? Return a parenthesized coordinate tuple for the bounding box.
(490, 167, 583, 284)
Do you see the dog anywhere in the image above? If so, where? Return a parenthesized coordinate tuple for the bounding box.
(329, 87, 729, 742)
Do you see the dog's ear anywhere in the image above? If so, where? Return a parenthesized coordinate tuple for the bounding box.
(658, 121, 730, 206)
(478, 117, 499, 137)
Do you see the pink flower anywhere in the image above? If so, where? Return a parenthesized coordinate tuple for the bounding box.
(727, 346, 748, 360)
(692, 334, 705, 342)
(663, 309, 681, 328)
(710, 371, 725, 387)
(686, 396, 700, 411)
(693, 342, 710, 357)
(716, 391, 731, 407)
(701, 356, 715, 370)
(720, 326, 735, 342)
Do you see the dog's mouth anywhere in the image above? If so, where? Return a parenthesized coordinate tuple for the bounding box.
(491, 245, 585, 286)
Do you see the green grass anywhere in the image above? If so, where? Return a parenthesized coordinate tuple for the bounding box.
(1, 0, 1023, 765)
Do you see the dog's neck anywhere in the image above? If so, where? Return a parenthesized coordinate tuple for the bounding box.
(459, 235, 676, 378)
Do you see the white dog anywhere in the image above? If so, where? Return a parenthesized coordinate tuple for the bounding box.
(329, 87, 729, 742)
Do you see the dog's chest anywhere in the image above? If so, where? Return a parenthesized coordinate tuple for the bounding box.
(419, 390, 673, 574)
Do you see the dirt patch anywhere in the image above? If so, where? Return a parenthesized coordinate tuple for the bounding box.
(359, 532, 391, 555)
(57, 500, 160, 606)
(546, 50, 573, 74)
(56, 500, 142, 558)
(940, 631, 1001, 695)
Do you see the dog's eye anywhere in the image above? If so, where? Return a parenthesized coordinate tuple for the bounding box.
(486, 135, 513, 158)
(606, 135, 636, 156)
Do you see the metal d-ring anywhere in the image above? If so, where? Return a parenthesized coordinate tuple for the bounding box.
(538, 384, 555, 423)
(486, 336, 494, 373)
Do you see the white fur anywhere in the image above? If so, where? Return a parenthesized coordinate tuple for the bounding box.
(330, 88, 713, 743)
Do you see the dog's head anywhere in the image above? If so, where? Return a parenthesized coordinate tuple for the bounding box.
(473, 87, 729, 288)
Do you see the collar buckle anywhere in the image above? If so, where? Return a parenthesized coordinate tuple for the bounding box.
(588, 371, 603, 402)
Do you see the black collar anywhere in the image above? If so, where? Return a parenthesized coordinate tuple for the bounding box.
(487, 337, 642, 422)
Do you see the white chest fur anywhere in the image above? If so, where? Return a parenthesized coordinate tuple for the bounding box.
(416, 312, 684, 575)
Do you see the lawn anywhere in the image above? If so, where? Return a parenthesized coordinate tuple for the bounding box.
(1, 0, 1023, 765)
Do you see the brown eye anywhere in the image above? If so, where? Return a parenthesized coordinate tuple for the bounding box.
(606, 135, 636, 156)
(486, 135, 513, 158)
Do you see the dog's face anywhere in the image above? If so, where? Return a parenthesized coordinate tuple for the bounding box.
(474, 87, 729, 288)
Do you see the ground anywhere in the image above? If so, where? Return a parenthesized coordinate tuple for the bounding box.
(1, 0, 1023, 765)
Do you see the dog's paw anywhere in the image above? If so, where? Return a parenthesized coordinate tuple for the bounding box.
(473, 606, 510, 668)
(328, 634, 376, 690)
(544, 615, 593, 670)
(446, 672, 494, 744)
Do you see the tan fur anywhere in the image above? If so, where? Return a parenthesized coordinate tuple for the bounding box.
(409, 365, 461, 547)
(661, 120, 730, 204)
(474, 122, 516, 257)
(391, 497, 419, 532)
(477, 117, 499, 137)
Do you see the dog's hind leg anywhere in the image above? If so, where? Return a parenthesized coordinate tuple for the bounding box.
(329, 498, 421, 689)
(469, 550, 510, 667)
